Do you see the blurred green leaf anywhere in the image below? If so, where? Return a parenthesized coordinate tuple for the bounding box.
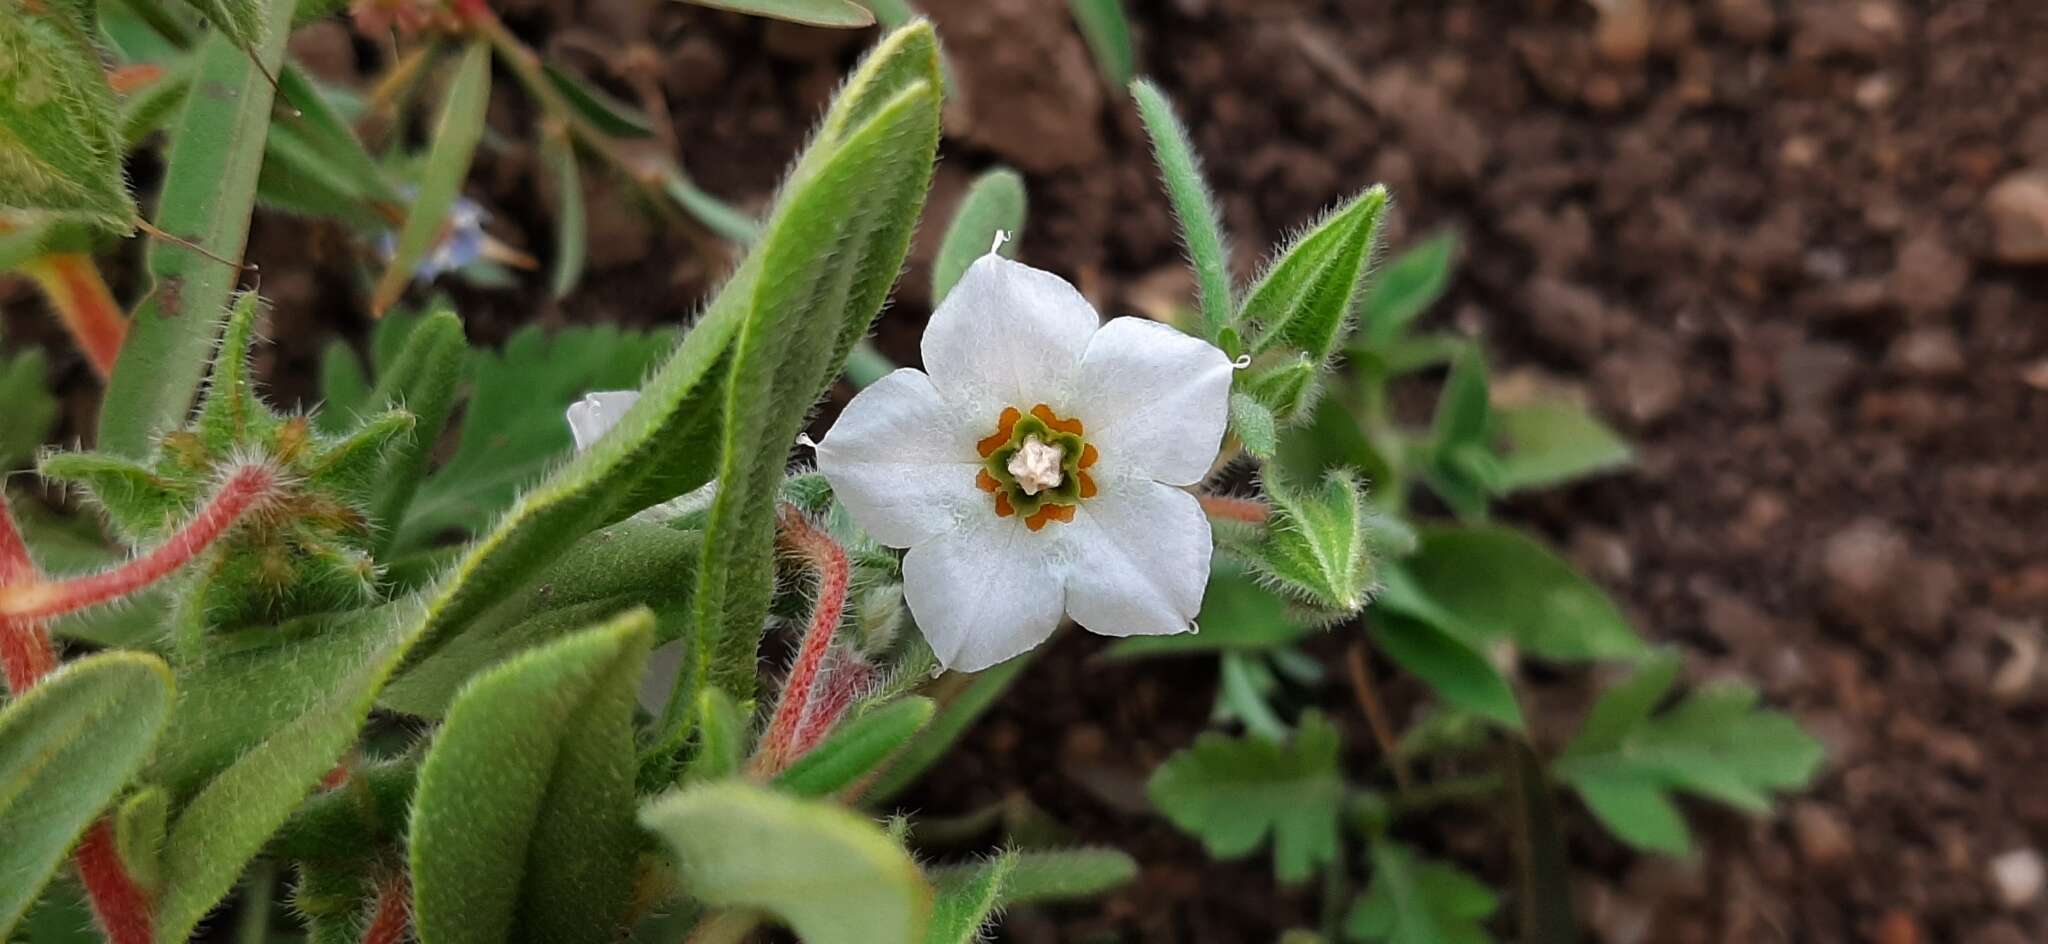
(1108, 562, 1313, 659)
(0, 348, 57, 469)
(1362, 232, 1456, 347)
(1490, 401, 1632, 494)
(541, 61, 656, 139)
(541, 127, 587, 299)
(998, 847, 1138, 903)
(923, 853, 1013, 944)
(1345, 841, 1497, 944)
(0, 2, 133, 228)
(411, 610, 653, 944)
(177, 0, 260, 52)
(1430, 345, 1491, 452)
(776, 696, 935, 798)
(97, 0, 292, 457)
(683, 686, 747, 782)
(1277, 398, 1396, 498)
(1148, 710, 1344, 883)
(0, 653, 173, 937)
(1229, 390, 1279, 459)
(276, 64, 400, 205)
(863, 651, 1032, 803)
(1066, 0, 1134, 90)
(640, 782, 932, 944)
(930, 166, 1025, 303)
(1555, 651, 1823, 856)
(370, 40, 490, 316)
(1367, 610, 1521, 730)
(1131, 78, 1232, 344)
(678, 0, 876, 26)
(1398, 525, 1640, 662)
(1243, 186, 1387, 359)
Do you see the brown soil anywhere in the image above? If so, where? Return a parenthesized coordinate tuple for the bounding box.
(8, 0, 2048, 942)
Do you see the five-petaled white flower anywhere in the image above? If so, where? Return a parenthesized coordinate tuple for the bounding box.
(817, 254, 1232, 672)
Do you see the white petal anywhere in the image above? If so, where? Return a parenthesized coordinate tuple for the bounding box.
(815, 368, 985, 549)
(1072, 317, 1233, 487)
(903, 515, 1065, 672)
(1061, 478, 1211, 638)
(566, 391, 641, 452)
(921, 255, 1100, 418)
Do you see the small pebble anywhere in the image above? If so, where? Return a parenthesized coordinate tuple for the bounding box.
(1988, 849, 2045, 909)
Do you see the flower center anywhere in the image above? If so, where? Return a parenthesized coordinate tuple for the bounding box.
(1006, 436, 1065, 495)
(974, 404, 1099, 532)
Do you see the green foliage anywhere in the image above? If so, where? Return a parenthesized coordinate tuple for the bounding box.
(1243, 186, 1387, 360)
(1234, 469, 1378, 620)
(776, 696, 935, 797)
(998, 847, 1139, 903)
(1130, 78, 1232, 344)
(97, 0, 292, 458)
(1487, 401, 1633, 494)
(1394, 525, 1640, 662)
(931, 166, 1026, 302)
(678, 0, 876, 27)
(1067, 0, 1134, 89)
(863, 651, 1033, 803)
(361, 311, 468, 549)
(1555, 652, 1824, 855)
(1108, 563, 1312, 659)
(1366, 611, 1521, 731)
(1148, 711, 1344, 883)
(640, 782, 933, 944)
(923, 853, 1013, 944)
(541, 62, 656, 139)
(1345, 841, 1497, 944)
(0, 1, 134, 228)
(177, 0, 261, 52)
(1360, 232, 1456, 347)
(540, 127, 587, 299)
(0, 653, 173, 937)
(370, 40, 490, 316)
(1229, 391, 1280, 460)
(410, 610, 654, 944)
(0, 347, 57, 468)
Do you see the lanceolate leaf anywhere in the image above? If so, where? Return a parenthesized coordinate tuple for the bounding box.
(0, 348, 58, 469)
(97, 0, 293, 458)
(924, 853, 1014, 944)
(1229, 391, 1279, 459)
(930, 166, 1025, 303)
(1066, 0, 1135, 89)
(1489, 400, 1633, 494)
(369, 40, 491, 316)
(0, 653, 173, 938)
(678, 0, 876, 27)
(178, 0, 262, 52)
(862, 649, 1032, 804)
(541, 61, 655, 139)
(1398, 525, 1641, 662)
(1243, 186, 1388, 359)
(775, 696, 935, 798)
(1130, 78, 1232, 345)
(639, 782, 933, 944)
(1148, 710, 1345, 883)
(998, 847, 1138, 903)
(541, 126, 587, 299)
(410, 610, 654, 944)
(1362, 231, 1457, 347)
(1367, 610, 1522, 730)
(0, 3, 134, 228)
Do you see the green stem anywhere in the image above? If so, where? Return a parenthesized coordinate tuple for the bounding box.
(1389, 772, 1504, 814)
(234, 861, 275, 944)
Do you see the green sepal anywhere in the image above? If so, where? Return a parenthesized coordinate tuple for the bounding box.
(1231, 469, 1378, 620)
(1228, 391, 1279, 460)
(1242, 354, 1321, 426)
(36, 451, 183, 543)
(1242, 185, 1388, 360)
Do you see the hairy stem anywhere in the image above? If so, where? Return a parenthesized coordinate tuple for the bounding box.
(21, 254, 127, 379)
(1198, 493, 1270, 525)
(358, 872, 411, 944)
(0, 498, 55, 693)
(0, 463, 279, 621)
(76, 820, 155, 944)
(750, 506, 851, 776)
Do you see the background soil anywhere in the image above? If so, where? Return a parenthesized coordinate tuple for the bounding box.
(7, 0, 2048, 941)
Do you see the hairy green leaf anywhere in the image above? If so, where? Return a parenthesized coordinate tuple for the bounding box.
(999, 847, 1138, 904)
(1148, 710, 1344, 883)
(924, 853, 1013, 944)
(1067, 0, 1134, 89)
(1361, 232, 1456, 347)
(1229, 390, 1279, 459)
(411, 610, 654, 944)
(677, 0, 875, 26)
(930, 166, 1025, 303)
(1555, 651, 1823, 855)
(1244, 186, 1387, 359)
(97, 0, 292, 458)
(1398, 525, 1640, 662)
(0, 3, 133, 228)
(369, 40, 489, 316)
(1243, 354, 1320, 426)
(776, 696, 935, 798)
(0, 653, 172, 937)
(1366, 610, 1521, 730)
(361, 310, 467, 546)
(1345, 841, 1497, 944)
(1130, 78, 1232, 345)
(640, 782, 933, 944)
(862, 651, 1032, 803)
(1489, 400, 1632, 494)
(684, 686, 746, 782)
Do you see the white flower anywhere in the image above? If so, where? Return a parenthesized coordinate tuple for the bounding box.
(566, 391, 641, 451)
(817, 254, 1233, 672)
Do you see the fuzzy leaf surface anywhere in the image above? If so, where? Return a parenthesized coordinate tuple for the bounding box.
(0, 3, 133, 228)
(930, 166, 1025, 303)
(1243, 185, 1387, 358)
(775, 696, 934, 798)
(639, 781, 933, 944)
(0, 653, 172, 937)
(410, 610, 653, 944)
(1147, 710, 1344, 882)
(998, 847, 1138, 903)
(1066, 0, 1134, 89)
(924, 853, 1014, 944)
(0, 348, 57, 468)
(1236, 469, 1377, 619)
(1130, 78, 1232, 343)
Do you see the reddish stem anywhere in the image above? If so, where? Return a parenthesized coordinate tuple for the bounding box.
(21, 254, 126, 379)
(0, 499, 54, 693)
(789, 649, 877, 760)
(359, 872, 412, 944)
(1198, 493, 1271, 525)
(76, 821, 154, 944)
(751, 506, 851, 776)
(0, 463, 279, 621)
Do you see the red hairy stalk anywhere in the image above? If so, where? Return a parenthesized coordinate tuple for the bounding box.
(789, 648, 878, 760)
(751, 505, 852, 777)
(21, 254, 127, 379)
(1199, 493, 1271, 525)
(359, 872, 412, 944)
(0, 463, 280, 621)
(75, 821, 154, 944)
(0, 497, 55, 692)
